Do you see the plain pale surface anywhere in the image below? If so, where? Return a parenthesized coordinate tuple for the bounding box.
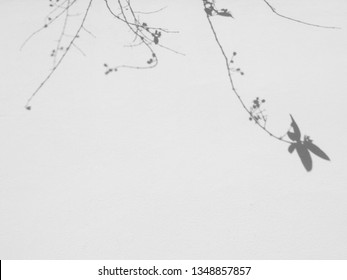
(0, 0, 347, 259)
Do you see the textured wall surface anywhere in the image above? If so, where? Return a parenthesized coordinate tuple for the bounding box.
(0, 0, 346, 259)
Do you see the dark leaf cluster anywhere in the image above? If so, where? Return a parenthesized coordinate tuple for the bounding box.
(249, 97, 266, 124)
(287, 115, 330, 171)
(203, 0, 233, 18)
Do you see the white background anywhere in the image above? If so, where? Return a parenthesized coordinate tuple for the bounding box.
(2, 260, 347, 280)
(0, 0, 347, 259)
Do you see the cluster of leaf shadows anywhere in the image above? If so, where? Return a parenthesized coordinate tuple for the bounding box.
(287, 115, 330, 171)
(22, 0, 337, 171)
(203, 0, 233, 18)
